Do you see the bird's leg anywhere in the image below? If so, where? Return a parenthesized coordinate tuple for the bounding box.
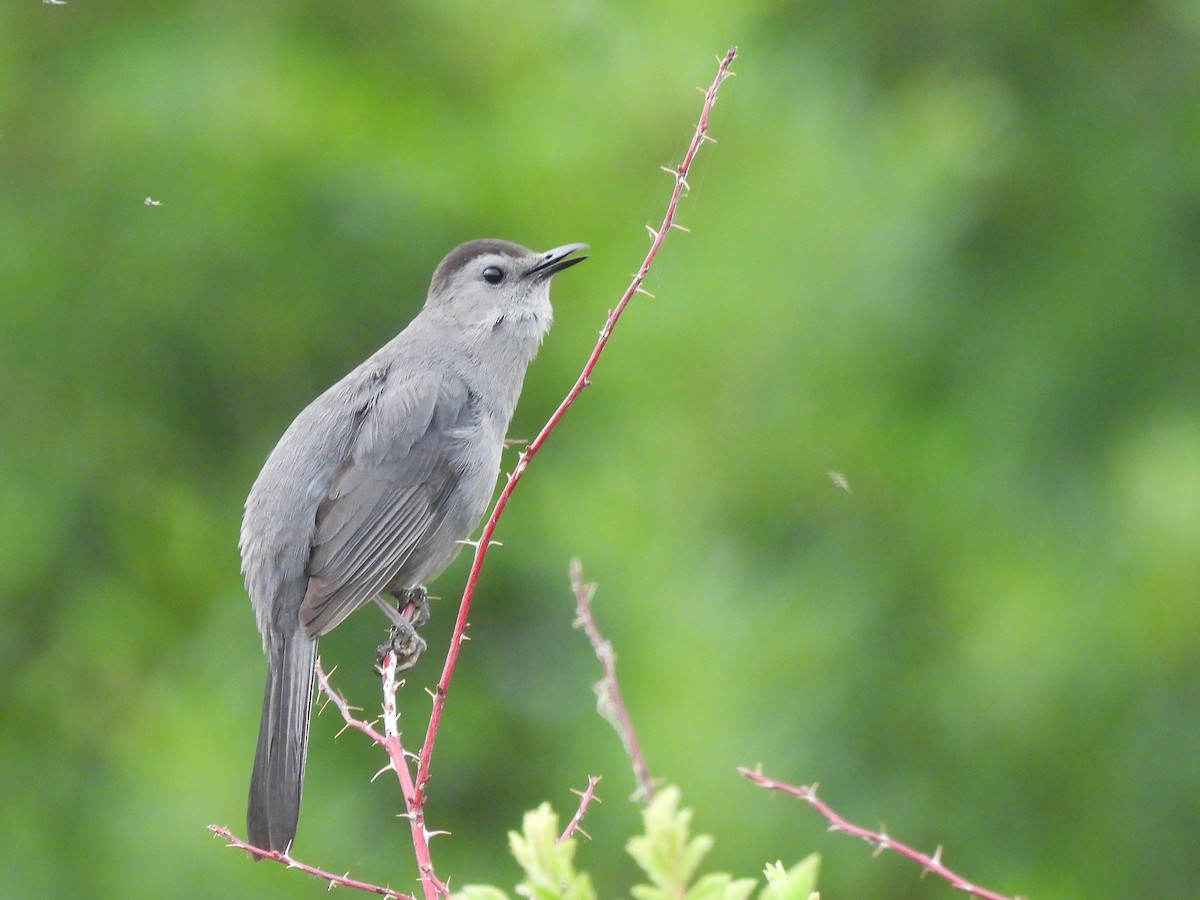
(373, 587, 429, 672)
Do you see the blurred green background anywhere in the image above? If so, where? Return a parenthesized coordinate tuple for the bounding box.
(2, 1, 1198, 898)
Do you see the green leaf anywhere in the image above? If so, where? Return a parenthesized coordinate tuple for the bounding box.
(507, 802, 595, 900)
(759, 856, 820, 900)
(687, 873, 758, 900)
(628, 786, 737, 900)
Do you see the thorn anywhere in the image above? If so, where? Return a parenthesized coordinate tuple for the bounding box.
(424, 827, 452, 840)
(575, 826, 593, 840)
(371, 763, 394, 782)
(670, 222, 691, 233)
(660, 165, 678, 177)
(645, 225, 659, 241)
(455, 537, 500, 548)
(635, 286, 655, 298)
(701, 133, 718, 144)
(872, 825, 891, 857)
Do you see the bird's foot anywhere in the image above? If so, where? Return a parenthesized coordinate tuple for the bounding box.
(391, 586, 431, 629)
(372, 586, 430, 673)
(375, 622, 427, 673)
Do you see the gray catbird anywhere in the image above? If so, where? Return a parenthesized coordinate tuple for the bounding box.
(240, 238, 587, 852)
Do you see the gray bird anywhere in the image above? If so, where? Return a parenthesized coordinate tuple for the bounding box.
(240, 238, 587, 853)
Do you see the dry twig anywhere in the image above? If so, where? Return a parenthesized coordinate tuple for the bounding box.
(570, 559, 656, 801)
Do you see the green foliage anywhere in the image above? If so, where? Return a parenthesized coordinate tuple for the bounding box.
(509, 803, 594, 900)
(627, 787, 757, 900)
(455, 788, 817, 900)
(760, 858, 820, 900)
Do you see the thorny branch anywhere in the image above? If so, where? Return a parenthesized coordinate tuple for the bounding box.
(738, 767, 1024, 900)
(318, 657, 450, 900)
(207, 824, 414, 899)
(570, 559, 656, 801)
(557, 775, 603, 845)
(411, 43, 738, 818)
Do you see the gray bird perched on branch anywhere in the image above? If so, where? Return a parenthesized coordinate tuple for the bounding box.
(240, 239, 587, 853)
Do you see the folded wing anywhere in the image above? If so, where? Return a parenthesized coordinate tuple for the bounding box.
(299, 372, 477, 636)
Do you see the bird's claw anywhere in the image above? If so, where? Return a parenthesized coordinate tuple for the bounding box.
(375, 623, 427, 673)
(392, 586, 431, 629)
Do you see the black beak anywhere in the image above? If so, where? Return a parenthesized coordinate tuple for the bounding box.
(528, 242, 588, 279)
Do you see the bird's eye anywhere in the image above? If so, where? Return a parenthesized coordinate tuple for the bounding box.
(482, 266, 505, 284)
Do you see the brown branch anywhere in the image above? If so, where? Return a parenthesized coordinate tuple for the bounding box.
(313, 660, 385, 745)
(380, 653, 450, 900)
(569, 559, 656, 801)
(556, 775, 603, 845)
(316, 657, 451, 900)
(207, 825, 415, 900)
(738, 767, 1026, 900)
(209, 661, 424, 898)
(411, 45, 739, 806)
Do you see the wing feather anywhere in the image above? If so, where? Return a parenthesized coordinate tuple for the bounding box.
(298, 372, 478, 637)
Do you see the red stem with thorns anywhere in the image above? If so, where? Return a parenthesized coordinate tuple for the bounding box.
(393, 47, 739, 893)
(413, 45, 739, 808)
(738, 767, 1024, 900)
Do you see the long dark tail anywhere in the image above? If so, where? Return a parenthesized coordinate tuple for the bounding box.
(247, 627, 317, 853)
